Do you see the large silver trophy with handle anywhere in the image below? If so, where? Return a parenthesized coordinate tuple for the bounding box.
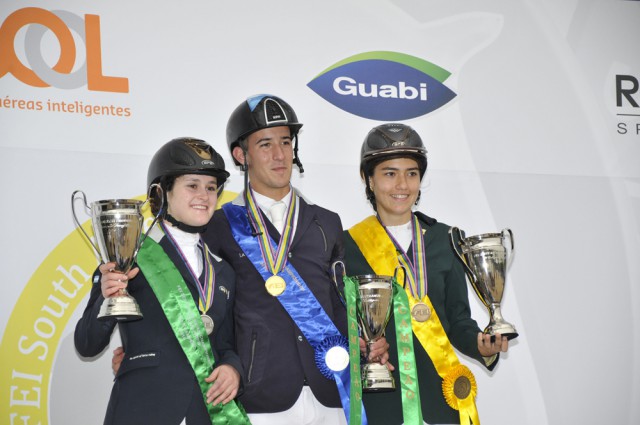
(332, 261, 397, 392)
(449, 227, 519, 340)
(71, 187, 162, 321)
(357, 273, 396, 391)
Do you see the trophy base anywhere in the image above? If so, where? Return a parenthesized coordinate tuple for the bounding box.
(362, 363, 396, 393)
(485, 323, 519, 341)
(98, 295, 143, 322)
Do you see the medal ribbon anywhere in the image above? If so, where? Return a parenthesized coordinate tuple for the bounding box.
(223, 201, 366, 425)
(137, 237, 250, 425)
(198, 245, 216, 313)
(161, 223, 215, 314)
(348, 216, 481, 425)
(381, 214, 428, 299)
(245, 186, 296, 276)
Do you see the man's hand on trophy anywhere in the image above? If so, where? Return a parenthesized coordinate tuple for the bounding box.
(477, 332, 508, 357)
(112, 346, 125, 375)
(99, 262, 139, 298)
(360, 337, 396, 371)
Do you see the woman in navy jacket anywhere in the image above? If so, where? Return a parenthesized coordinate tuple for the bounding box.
(74, 138, 248, 425)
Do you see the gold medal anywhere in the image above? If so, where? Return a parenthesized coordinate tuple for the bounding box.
(265, 275, 286, 296)
(201, 314, 214, 335)
(411, 302, 431, 322)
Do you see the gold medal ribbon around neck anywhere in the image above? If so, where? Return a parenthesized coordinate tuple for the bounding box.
(245, 187, 296, 295)
(349, 215, 480, 425)
(381, 214, 428, 299)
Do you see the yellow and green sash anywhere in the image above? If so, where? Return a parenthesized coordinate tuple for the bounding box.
(349, 216, 480, 425)
(137, 237, 250, 425)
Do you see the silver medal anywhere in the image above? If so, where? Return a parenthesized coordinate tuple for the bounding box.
(201, 314, 214, 335)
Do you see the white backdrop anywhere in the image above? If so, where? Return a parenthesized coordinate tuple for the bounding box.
(1, 1, 639, 424)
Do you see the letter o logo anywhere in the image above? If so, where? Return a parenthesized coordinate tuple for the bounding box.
(0, 7, 128, 92)
(0, 8, 76, 87)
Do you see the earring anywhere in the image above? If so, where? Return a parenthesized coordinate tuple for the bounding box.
(415, 190, 421, 205)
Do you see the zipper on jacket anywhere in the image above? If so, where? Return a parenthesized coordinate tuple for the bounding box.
(247, 331, 257, 384)
(314, 219, 328, 252)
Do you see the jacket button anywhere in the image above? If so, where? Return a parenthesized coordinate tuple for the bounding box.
(297, 335, 303, 342)
(288, 252, 293, 258)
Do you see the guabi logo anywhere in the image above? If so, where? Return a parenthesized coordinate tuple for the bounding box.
(0, 8, 128, 93)
(307, 51, 456, 121)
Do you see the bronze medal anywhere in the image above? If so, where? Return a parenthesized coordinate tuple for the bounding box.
(453, 375, 472, 399)
(411, 302, 431, 322)
(265, 275, 286, 296)
(201, 314, 214, 335)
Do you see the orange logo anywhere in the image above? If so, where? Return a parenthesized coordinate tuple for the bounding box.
(0, 8, 129, 93)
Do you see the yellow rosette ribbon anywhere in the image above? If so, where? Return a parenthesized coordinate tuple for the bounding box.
(442, 364, 479, 425)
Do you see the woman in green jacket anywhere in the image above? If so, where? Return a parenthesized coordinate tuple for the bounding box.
(343, 123, 509, 425)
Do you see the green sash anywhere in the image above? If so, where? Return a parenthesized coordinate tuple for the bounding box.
(137, 238, 250, 425)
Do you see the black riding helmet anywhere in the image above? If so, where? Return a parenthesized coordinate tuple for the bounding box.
(226, 94, 304, 172)
(147, 137, 229, 190)
(360, 123, 428, 209)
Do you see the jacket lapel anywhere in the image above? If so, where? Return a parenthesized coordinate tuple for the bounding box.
(291, 196, 314, 250)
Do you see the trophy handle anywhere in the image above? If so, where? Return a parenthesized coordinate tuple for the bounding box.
(135, 183, 164, 257)
(393, 264, 408, 288)
(502, 228, 515, 268)
(449, 226, 477, 281)
(71, 190, 101, 256)
(330, 260, 347, 305)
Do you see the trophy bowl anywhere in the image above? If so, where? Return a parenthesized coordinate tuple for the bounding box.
(450, 227, 519, 340)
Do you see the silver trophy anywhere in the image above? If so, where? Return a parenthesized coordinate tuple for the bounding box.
(355, 273, 397, 392)
(331, 262, 396, 392)
(72, 188, 162, 321)
(450, 227, 518, 340)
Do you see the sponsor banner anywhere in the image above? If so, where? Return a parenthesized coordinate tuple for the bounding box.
(308, 51, 456, 120)
(0, 7, 131, 119)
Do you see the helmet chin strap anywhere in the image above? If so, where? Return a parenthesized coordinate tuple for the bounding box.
(293, 134, 304, 173)
(242, 157, 262, 237)
(165, 213, 207, 234)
